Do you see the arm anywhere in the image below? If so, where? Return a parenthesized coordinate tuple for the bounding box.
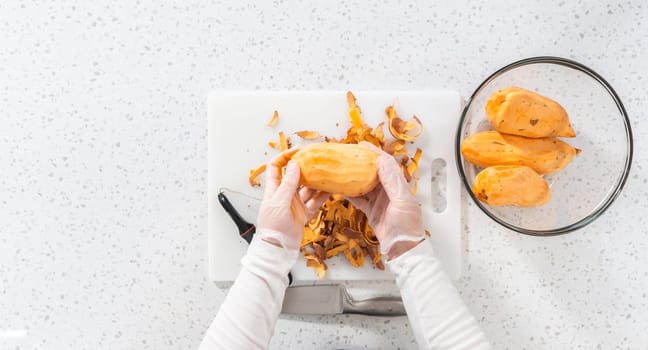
(200, 149, 328, 349)
(198, 234, 296, 350)
(347, 142, 491, 349)
(387, 240, 492, 350)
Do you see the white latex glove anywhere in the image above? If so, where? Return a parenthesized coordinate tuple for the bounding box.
(256, 148, 329, 251)
(347, 142, 426, 259)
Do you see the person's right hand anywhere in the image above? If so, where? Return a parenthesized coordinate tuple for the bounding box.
(346, 142, 426, 260)
(256, 148, 329, 251)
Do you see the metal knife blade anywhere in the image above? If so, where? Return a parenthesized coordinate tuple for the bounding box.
(281, 285, 405, 316)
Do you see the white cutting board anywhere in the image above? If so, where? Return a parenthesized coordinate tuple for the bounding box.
(208, 91, 462, 281)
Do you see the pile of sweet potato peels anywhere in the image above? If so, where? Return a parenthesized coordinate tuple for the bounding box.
(248, 91, 423, 278)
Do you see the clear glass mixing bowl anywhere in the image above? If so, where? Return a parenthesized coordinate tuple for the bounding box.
(456, 56, 633, 235)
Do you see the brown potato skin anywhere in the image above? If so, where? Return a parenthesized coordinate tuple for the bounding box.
(485, 87, 575, 138)
(461, 130, 579, 175)
(472, 165, 550, 207)
(292, 143, 379, 197)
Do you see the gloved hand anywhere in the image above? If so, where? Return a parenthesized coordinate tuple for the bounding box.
(347, 142, 426, 259)
(256, 148, 329, 251)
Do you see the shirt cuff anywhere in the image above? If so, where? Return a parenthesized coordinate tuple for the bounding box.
(241, 233, 299, 283)
(385, 238, 436, 275)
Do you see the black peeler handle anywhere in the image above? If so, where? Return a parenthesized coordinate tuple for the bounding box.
(218, 191, 255, 244)
(217, 191, 293, 285)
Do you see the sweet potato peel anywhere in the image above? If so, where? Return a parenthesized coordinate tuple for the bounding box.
(278, 131, 290, 151)
(248, 164, 266, 187)
(248, 91, 425, 278)
(295, 130, 321, 140)
(386, 105, 423, 141)
(347, 91, 365, 129)
(300, 197, 381, 275)
(267, 110, 279, 127)
(407, 148, 423, 195)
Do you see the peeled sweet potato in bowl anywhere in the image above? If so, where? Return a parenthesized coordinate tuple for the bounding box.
(455, 57, 632, 235)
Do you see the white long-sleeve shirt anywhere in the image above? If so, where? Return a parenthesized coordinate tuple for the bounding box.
(199, 232, 491, 349)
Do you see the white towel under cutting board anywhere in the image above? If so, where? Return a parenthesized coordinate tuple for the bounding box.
(208, 91, 462, 281)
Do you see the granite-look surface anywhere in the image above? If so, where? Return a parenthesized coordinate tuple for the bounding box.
(1, 1, 646, 349)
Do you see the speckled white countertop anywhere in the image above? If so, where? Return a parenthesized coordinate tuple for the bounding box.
(1, 1, 646, 349)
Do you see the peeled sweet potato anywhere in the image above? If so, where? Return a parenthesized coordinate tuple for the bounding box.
(472, 165, 550, 207)
(461, 130, 580, 175)
(486, 86, 575, 138)
(292, 143, 379, 197)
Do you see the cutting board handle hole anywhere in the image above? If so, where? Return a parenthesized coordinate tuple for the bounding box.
(430, 158, 447, 213)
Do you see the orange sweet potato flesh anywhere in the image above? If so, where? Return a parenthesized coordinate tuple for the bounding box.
(472, 165, 550, 207)
(486, 87, 575, 138)
(461, 130, 580, 175)
(292, 142, 379, 197)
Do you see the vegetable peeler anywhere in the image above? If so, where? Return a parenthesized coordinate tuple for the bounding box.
(217, 190, 294, 285)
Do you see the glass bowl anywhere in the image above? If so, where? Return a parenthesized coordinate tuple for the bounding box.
(456, 56, 633, 235)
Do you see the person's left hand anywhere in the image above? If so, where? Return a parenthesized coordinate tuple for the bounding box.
(256, 148, 329, 251)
